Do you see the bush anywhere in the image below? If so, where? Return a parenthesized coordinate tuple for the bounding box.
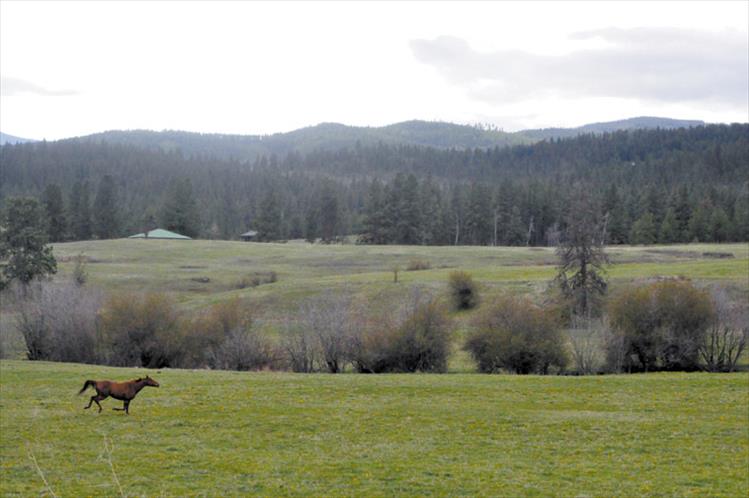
(297, 293, 355, 373)
(567, 316, 608, 375)
(448, 271, 479, 311)
(235, 271, 278, 289)
(608, 280, 715, 372)
(464, 295, 568, 374)
(350, 289, 452, 373)
(698, 288, 747, 372)
(406, 259, 431, 271)
(15, 281, 103, 363)
(211, 328, 276, 371)
(99, 293, 183, 368)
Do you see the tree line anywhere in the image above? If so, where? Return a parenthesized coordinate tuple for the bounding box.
(1, 124, 747, 245)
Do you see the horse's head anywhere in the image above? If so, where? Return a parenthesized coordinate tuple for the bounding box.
(143, 375, 160, 388)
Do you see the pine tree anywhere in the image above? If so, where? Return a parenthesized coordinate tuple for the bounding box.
(362, 180, 387, 244)
(673, 185, 692, 242)
(708, 206, 731, 242)
(395, 174, 422, 244)
(317, 182, 340, 243)
(93, 174, 120, 239)
(161, 178, 201, 237)
(630, 212, 657, 245)
(658, 208, 679, 243)
(464, 183, 493, 245)
(732, 185, 749, 241)
(688, 201, 712, 242)
(0, 197, 57, 289)
(554, 189, 609, 317)
(256, 188, 282, 241)
(42, 184, 67, 242)
(70, 181, 92, 240)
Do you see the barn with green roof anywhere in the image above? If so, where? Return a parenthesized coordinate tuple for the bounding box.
(128, 228, 192, 240)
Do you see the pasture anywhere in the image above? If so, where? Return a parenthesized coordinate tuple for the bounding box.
(1, 240, 748, 496)
(1, 360, 747, 496)
(48, 240, 749, 309)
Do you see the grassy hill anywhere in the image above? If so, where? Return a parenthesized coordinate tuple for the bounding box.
(1, 360, 747, 496)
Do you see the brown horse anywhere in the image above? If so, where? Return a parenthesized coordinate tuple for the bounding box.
(79, 376, 159, 414)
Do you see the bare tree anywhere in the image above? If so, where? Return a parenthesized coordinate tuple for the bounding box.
(699, 288, 748, 372)
(567, 316, 608, 375)
(299, 292, 354, 373)
(282, 322, 317, 373)
(15, 281, 103, 363)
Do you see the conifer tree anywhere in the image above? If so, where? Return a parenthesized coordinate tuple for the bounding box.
(70, 181, 92, 240)
(161, 178, 201, 237)
(256, 188, 282, 241)
(554, 189, 609, 317)
(658, 208, 679, 243)
(93, 174, 120, 239)
(630, 212, 657, 245)
(42, 184, 67, 242)
(0, 197, 57, 289)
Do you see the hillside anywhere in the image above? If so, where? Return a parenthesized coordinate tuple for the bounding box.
(0, 131, 35, 145)
(519, 116, 706, 141)
(1, 124, 747, 243)
(70, 116, 704, 162)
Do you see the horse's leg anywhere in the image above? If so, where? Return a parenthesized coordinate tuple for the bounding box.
(93, 394, 107, 413)
(113, 400, 130, 414)
(84, 396, 95, 409)
(124, 400, 130, 415)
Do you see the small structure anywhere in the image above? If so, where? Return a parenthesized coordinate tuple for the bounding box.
(240, 230, 258, 242)
(128, 228, 192, 240)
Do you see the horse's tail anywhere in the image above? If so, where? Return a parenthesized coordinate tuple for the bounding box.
(78, 380, 95, 395)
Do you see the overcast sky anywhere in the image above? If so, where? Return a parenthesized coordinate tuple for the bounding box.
(1, 1, 747, 140)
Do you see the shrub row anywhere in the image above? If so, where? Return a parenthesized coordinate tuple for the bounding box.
(9, 279, 745, 374)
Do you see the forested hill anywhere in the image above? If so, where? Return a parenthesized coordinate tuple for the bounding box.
(1, 123, 746, 246)
(70, 117, 705, 162)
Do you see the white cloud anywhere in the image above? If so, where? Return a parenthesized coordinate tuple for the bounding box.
(1, 76, 78, 96)
(411, 27, 748, 107)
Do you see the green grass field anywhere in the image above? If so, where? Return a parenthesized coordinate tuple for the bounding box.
(48, 240, 749, 310)
(1, 361, 747, 497)
(1, 241, 748, 495)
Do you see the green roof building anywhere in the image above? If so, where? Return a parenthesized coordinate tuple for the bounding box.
(128, 228, 192, 240)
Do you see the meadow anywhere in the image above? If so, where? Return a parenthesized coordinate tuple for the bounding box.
(1, 361, 747, 497)
(1, 240, 748, 496)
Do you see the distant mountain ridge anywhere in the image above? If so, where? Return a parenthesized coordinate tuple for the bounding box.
(5, 116, 707, 161)
(0, 132, 35, 145)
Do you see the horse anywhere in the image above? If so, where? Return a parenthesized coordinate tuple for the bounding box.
(79, 376, 159, 414)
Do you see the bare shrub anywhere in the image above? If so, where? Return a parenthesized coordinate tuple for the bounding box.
(14, 281, 103, 363)
(299, 293, 356, 373)
(211, 328, 276, 371)
(464, 295, 568, 374)
(282, 322, 318, 373)
(448, 271, 479, 311)
(98, 293, 183, 368)
(406, 259, 431, 271)
(567, 316, 608, 375)
(699, 288, 747, 372)
(72, 253, 88, 286)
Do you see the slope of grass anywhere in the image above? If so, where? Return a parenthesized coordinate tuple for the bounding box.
(1, 360, 746, 496)
(49, 240, 749, 311)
